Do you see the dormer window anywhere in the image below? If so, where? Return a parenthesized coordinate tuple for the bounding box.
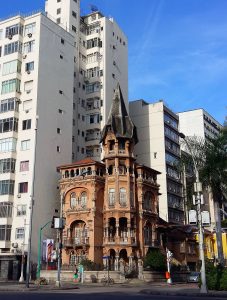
(119, 139, 125, 150)
(109, 140, 115, 151)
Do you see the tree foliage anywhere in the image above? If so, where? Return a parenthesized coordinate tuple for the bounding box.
(143, 248, 166, 271)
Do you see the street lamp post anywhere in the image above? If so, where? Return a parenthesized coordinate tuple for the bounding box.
(36, 220, 52, 279)
(179, 133, 207, 294)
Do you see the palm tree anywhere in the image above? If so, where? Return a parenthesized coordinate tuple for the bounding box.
(180, 129, 227, 265)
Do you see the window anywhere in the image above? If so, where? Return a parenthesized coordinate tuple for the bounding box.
(24, 80, 33, 93)
(57, 0, 61, 2)
(23, 99, 32, 111)
(60, 54, 63, 59)
(108, 188, 115, 206)
(18, 182, 28, 193)
(1, 79, 21, 94)
(2, 60, 21, 75)
(0, 117, 18, 133)
(56, 18, 61, 24)
(25, 61, 34, 72)
(4, 41, 22, 55)
(57, 128, 61, 134)
(0, 98, 19, 113)
(0, 158, 16, 174)
(0, 225, 11, 241)
(86, 82, 100, 94)
(81, 192, 87, 208)
(72, 136, 75, 142)
(61, 38, 64, 44)
(0, 180, 14, 195)
(70, 192, 76, 208)
(15, 227, 24, 239)
(5, 23, 23, 38)
(24, 22, 36, 36)
(72, 25, 77, 33)
(57, 8, 61, 14)
(57, 146, 60, 152)
(21, 139, 30, 151)
(59, 90, 63, 94)
(23, 40, 35, 53)
(0, 138, 17, 152)
(58, 109, 63, 114)
(17, 205, 26, 216)
(22, 119, 31, 130)
(20, 161, 29, 172)
(143, 192, 153, 210)
(119, 188, 126, 206)
(0, 202, 13, 218)
(72, 11, 77, 18)
(87, 38, 102, 49)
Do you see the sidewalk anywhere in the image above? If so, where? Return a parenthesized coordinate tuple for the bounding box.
(0, 280, 227, 298)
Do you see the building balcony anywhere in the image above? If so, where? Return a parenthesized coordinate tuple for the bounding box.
(63, 237, 89, 248)
(104, 236, 137, 246)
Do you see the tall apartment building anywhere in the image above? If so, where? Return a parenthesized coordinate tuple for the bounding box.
(129, 100, 184, 224)
(178, 108, 223, 229)
(0, 0, 128, 279)
(45, 0, 128, 161)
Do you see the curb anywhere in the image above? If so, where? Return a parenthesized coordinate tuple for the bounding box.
(140, 289, 227, 298)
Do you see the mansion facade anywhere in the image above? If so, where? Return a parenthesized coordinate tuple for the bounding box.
(58, 85, 161, 270)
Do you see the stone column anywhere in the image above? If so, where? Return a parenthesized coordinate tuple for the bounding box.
(115, 256, 119, 271)
(138, 258, 144, 280)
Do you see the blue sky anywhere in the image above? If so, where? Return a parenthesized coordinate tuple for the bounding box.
(1, 0, 226, 124)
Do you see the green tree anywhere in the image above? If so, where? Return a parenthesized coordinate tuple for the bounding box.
(181, 129, 227, 265)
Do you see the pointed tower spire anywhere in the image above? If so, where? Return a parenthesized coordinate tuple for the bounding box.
(101, 83, 138, 144)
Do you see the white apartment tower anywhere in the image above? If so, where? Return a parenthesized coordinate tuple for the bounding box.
(0, 0, 128, 279)
(45, 0, 128, 161)
(129, 100, 184, 224)
(178, 108, 223, 229)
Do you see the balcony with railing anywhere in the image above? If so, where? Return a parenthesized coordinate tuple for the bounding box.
(63, 237, 89, 248)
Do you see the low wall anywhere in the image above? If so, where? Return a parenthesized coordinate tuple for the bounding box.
(40, 270, 125, 283)
(143, 271, 165, 282)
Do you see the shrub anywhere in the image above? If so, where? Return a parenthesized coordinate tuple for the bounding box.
(144, 249, 166, 271)
(219, 269, 227, 290)
(79, 258, 101, 271)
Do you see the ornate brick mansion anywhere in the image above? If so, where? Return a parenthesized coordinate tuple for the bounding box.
(58, 84, 161, 270)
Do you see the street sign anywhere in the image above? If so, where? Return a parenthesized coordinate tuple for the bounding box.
(201, 211, 210, 226)
(189, 210, 197, 225)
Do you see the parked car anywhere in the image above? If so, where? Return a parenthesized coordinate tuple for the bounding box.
(187, 271, 200, 283)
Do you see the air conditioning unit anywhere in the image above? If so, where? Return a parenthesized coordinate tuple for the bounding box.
(8, 34, 13, 40)
(27, 33, 32, 38)
(26, 70, 31, 74)
(17, 194, 21, 198)
(12, 242, 18, 248)
(23, 54, 27, 59)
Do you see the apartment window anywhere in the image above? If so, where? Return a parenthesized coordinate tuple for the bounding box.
(72, 152, 74, 160)
(77, 146, 80, 152)
(72, 25, 77, 33)
(0, 180, 14, 195)
(108, 188, 115, 206)
(0, 46, 2, 57)
(72, 11, 77, 18)
(23, 40, 35, 53)
(86, 82, 100, 94)
(60, 54, 63, 59)
(20, 161, 29, 172)
(0, 202, 13, 218)
(0, 138, 17, 153)
(88, 114, 99, 124)
(4, 41, 22, 55)
(72, 136, 75, 142)
(87, 38, 102, 49)
(59, 90, 63, 95)
(2, 60, 21, 75)
(57, 8, 61, 14)
(58, 109, 63, 114)
(57, 0, 61, 2)
(24, 22, 36, 36)
(73, 119, 75, 126)
(78, 130, 80, 135)
(73, 103, 76, 110)
(1, 79, 21, 94)
(57, 128, 61, 134)
(15, 227, 25, 239)
(57, 146, 60, 152)
(5, 23, 23, 38)
(81, 148, 84, 154)
(0, 117, 18, 133)
(0, 158, 16, 174)
(23, 99, 32, 111)
(17, 205, 26, 216)
(22, 119, 31, 130)
(56, 18, 61, 24)
(21, 139, 30, 151)
(0, 29, 3, 40)
(24, 80, 33, 93)
(18, 182, 28, 194)
(82, 131, 84, 137)
(61, 38, 64, 44)
(0, 225, 11, 241)
(73, 0, 77, 2)
(25, 61, 34, 72)
(0, 98, 19, 113)
(82, 115, 85, 121)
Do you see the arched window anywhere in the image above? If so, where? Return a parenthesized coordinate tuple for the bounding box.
(80, 192, 87, 208)
(65, 170, 69, 178)
(70, 192, 76, 208)
(87, 167, 92, 175)
(108, 165, 113, 175)
(70, 169, 74, 177)
(119, 188, 126, 206)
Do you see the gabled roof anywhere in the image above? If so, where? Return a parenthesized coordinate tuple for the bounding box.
(100, 83, 138, 144)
